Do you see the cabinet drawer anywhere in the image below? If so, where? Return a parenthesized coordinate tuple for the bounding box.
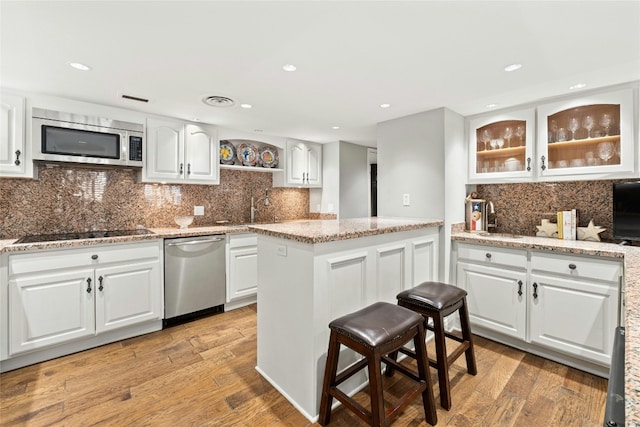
(9, 240, 161, 276)
(228, 233, 257, 249)
(457, 243, 527, 269)
(530, 251, 622, 283)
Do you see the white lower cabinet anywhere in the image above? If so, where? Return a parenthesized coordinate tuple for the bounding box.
(455, 242, 622, 370)
(7, 241, 162, 357)
(226, 233, 258, 307)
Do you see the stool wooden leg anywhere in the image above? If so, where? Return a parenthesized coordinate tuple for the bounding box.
(459, 298, 478, 376)
(414, 323, 438, 426)
(318, 332, 340, 425)
(432, 311, 452, 410)
(367, 353, 385, 426)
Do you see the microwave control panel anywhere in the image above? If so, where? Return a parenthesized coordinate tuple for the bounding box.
(129, 136, 143, 161)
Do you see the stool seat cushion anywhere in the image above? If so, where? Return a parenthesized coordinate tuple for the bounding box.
(397, 281, 467, 311)
(329, 302, 423, 349)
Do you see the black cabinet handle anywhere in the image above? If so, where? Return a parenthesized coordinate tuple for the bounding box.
(91, 254, 98, 260)
(526, 157, 531, 172)
(187, 163, 191, 175)
(517, 280, 523, 296)
(568, 263, 576, 270)
(533, 282, 538, 299)
(179, 163, 184, 175)
(98, 276, 104, 292)
(485, 253, 492, 259)
(14, 150, 21, 166)
(540, 156, 546, 171)
(86, 277, 92, 293)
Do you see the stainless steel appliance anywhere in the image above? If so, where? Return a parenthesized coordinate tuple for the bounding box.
(32, 107, 144, 167)
(164, 235, 226, 324)
(603, 326, 625, 426)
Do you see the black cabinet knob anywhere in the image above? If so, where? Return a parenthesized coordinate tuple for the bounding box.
(91, 254, 98, 260)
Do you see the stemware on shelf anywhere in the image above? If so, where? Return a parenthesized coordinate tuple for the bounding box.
(600, 114, 612, 136)
(515, 125, 524, 147)
(597, 141, 614, 165)
(568, 117, 579, 140)
(496, 138, 504, 150)
(549, 120, 558, 143)
(480, 129, 491, 151)
(583, 115, 594, 138)
(503, 127, 512, 148)
(489, 139, 498, 151)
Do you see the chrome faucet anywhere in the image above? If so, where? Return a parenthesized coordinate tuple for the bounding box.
(486, 201, 497, 230)
(250, 188, 270, 223)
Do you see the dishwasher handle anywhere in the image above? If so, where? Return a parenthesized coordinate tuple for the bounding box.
(166, 237, 224, 247)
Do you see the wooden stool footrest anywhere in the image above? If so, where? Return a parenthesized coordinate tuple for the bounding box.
(334, 358, 368, 387)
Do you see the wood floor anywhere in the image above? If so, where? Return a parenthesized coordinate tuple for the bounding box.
(0, 304, 607, 426)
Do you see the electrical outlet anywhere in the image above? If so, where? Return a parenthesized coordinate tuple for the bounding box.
(403, 194, 410, 206)
(277, 245, 287, 257)
(194, 206, 204, 216)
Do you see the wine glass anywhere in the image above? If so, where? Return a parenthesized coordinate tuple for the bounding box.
(600, 114, 612, 136)
(496, 138, 504, 150)
(503, 127, 512, 148)
(582, 115, 594, 138)
(480, 129, 491, 151)
(489, 139, 498, 151)
(597, 141, 614, 165)
(549, 120, 558, 143)
(568, 117, 579, 140)
(515, 125, 525, 147)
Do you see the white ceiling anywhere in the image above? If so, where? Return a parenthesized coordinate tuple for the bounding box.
(2, 1, 639, 147)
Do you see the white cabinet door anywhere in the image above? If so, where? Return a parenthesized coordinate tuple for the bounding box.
(306, 142, 322, 186)
(95, 260, 162, 333)
(145, 118, 184, 181)
(9, 269, 95, 355)
(0, 93, 28, 177)
(286, 141, 306, 185)
(457, 261, 527, 340)
(528, 273, 618, 365)
(227, 246, 258, 302)
(184, 123, 219, 184)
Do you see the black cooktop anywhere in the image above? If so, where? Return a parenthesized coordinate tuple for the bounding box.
(15, 229, 155, 244)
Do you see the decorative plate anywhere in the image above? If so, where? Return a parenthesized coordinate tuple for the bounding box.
(258, 145, 279, 168)
(219, 140, 236, 165)
(237, 142, 258, 166)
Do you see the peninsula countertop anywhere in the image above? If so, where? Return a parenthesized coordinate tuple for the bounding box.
(247, 217, 444, 244)
(452, 231, 640, 426)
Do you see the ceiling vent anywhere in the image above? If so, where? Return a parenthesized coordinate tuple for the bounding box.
(121, 94, 149, 103)
(202, 95, 235, 107)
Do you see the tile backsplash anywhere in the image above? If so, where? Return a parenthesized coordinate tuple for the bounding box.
(475, 179, 637, 241)
(0, 165, 309, 239)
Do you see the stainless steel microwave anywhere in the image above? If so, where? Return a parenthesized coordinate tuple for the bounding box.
(32, 107, 144, 167)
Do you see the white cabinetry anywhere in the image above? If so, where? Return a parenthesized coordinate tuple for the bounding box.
(273, 140, 322, 187)
(1, 92, 32, 178)
(455, 242, 622, 372)
(456, 244, 527, 340)
(144, 118, 219, 184)
(226, 233, 257, 309)
(7, 241, 162, 356)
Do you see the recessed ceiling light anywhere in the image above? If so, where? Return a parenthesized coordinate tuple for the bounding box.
(503, 63, 522, 72)
(240, 103, 252, 109)
(569, 83, 587, 90)
(282, 64, 297, 72)
(380, 103, 391, 108)
(68, 62, 91, 71)
(332, 126, 340, 130)
(486, 103, 498, 109)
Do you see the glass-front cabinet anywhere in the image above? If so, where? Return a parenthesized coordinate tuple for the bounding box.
(536, 88, 634, 179)
(468, 108, 535, 183)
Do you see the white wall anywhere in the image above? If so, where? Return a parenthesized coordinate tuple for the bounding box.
(377, 108, 446, 219)
(339, 141, 369, 219)
(310, 141, 339, 214)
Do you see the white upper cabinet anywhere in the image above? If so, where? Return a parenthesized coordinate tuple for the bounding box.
(0, 92, 32, 178)
(536, 88, 635, 180)
(467, 86, 637, 183)
(274, 140, 322, 187)
(468, 108, 535, 183)
(144, 118, 219, 185)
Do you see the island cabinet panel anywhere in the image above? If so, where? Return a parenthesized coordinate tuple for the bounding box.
(255, 225, 440, 422)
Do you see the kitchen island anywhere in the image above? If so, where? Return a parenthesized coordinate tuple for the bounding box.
(248, 217, 443, 421)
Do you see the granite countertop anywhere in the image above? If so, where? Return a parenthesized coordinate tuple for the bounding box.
(247, 217, 444, 244)
(452, 231, 640, 425)
(0, 225, 252, 254)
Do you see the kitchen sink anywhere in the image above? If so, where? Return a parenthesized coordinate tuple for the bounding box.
(477, 232, 523, 239)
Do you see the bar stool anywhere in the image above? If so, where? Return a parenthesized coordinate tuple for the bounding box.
(318, 302, 437, 426)
(395, 281, 477, 410)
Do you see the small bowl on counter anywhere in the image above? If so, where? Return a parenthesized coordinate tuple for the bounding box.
(174, 215, 194, 229)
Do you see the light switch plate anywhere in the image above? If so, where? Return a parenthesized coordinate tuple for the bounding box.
(403, 194, 410, 206)
(277, 245, 287, 257)
(194, 206, 205, 216)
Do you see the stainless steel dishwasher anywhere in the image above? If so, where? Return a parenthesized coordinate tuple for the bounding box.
(164, 234, 226, 325)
